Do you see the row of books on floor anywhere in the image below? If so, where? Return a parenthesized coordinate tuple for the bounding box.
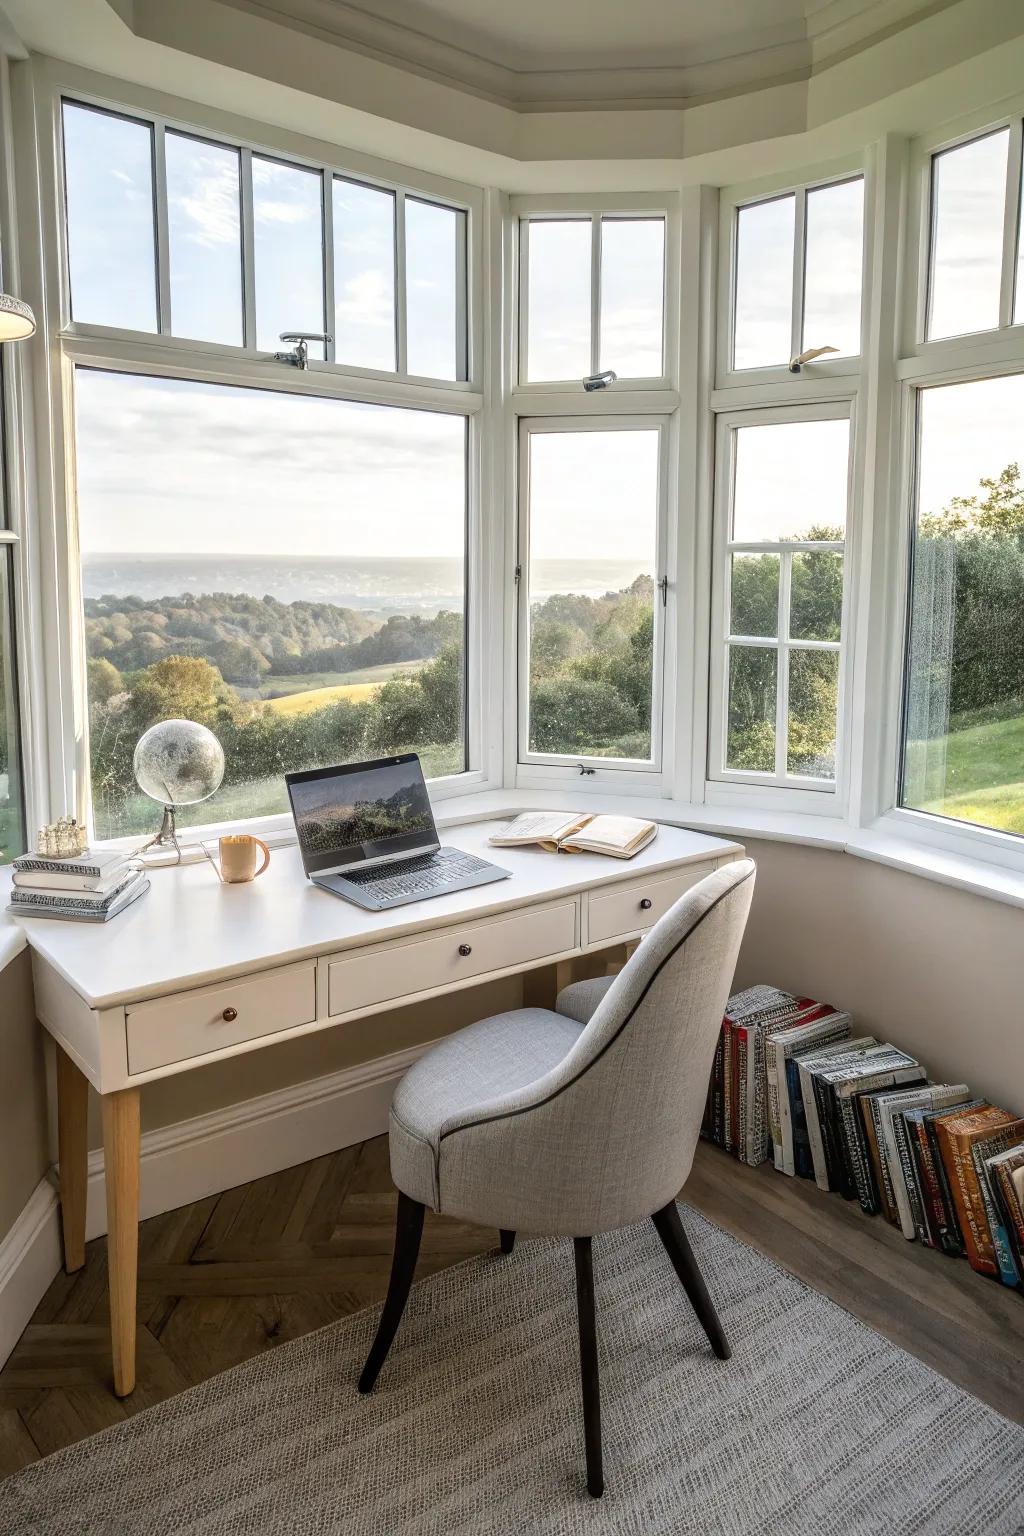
(701, 984, 1024, 1290)
(6, 846, 149, 922)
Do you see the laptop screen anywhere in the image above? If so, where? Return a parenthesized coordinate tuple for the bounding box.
(286, 754, 439, 875)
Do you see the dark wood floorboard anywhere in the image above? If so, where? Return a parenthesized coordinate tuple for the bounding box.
(0, 1134, 1020, 1471)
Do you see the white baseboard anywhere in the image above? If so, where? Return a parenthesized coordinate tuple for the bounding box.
(0, 1040, 428, 1369)
(0, 1179, 62, 1369)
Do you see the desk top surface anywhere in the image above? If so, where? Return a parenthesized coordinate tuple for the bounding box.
(1, 818, 741, 1008)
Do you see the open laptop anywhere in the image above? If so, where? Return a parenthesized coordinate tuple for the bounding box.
(285, 753, 510, 911)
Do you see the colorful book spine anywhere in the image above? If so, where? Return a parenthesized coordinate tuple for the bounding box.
(971, 1138, 1021, 1288)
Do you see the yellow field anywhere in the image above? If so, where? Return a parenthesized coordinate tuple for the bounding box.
(265, 680, 383, 716)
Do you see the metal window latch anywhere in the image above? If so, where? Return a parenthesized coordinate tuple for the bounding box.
(274, 332, 333, 369)
(514, 564, 522, 586)
(578, 764, 596, 776)
(658, 575, 668, 607)
(583, 370, 617, 392)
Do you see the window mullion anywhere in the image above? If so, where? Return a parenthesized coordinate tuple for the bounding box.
(590, 215, 601, 375)
(776, 549, 792, 780)
(153, 121, 171, 336)
(322, 169, 336, 365)
(240, 147, 257, 351)
(395, 190, 408, 376)
(790, 188, 807, 363)
(998, 117, 1023, 329)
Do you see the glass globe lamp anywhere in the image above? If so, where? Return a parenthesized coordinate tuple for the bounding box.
(133, 719, 225, 857)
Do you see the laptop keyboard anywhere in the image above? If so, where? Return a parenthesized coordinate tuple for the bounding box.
(341, 848, 493, 901)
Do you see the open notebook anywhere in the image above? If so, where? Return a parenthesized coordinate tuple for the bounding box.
(488, 812, 657, 859)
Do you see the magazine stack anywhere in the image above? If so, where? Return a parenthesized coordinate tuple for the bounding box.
(7, 847, 149, 923)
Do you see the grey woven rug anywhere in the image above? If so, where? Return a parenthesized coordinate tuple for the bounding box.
(2, 1205, 1022, 1536)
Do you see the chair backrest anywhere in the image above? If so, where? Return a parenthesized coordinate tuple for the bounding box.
(549, 857, 756, 1229)
(491, 858, 755, 1234)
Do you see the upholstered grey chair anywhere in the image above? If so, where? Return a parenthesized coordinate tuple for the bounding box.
(358, 858, 756, 1498)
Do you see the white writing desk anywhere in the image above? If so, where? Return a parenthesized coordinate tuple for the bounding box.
(6, 817, 742, 1395)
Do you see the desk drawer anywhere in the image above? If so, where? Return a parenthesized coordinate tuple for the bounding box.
(327, 901, 577, 1017)
(587, 865, 712, 947)
(126, 962, 317, 1074)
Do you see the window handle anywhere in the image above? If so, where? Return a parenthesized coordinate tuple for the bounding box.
(659, 575, 668, 607)
(275, 332, 333, 370)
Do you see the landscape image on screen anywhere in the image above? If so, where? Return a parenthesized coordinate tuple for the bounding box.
(291, 760, 433, 857)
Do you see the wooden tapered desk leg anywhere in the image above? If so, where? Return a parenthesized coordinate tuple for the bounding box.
(55, 1046, 89, 1274)
(101, 1087, 141, 1398)
(523, 958, 575, 1010)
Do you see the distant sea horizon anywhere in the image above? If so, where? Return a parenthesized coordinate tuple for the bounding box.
(81, 553, 649, 615)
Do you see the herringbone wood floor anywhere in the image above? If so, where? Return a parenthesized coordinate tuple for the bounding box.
(1, 1137, 1021, 1478)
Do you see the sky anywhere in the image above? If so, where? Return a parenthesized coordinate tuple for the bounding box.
(64, 102, 1023, 566)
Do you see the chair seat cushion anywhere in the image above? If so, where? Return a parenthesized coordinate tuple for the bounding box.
(555, 974, 615, 1025)
(390, 1007, 585, 1210)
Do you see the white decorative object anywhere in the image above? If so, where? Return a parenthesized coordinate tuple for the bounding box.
(34, 818, 88, 859)
(0, 292, 35, 342)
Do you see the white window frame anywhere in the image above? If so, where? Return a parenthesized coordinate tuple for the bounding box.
(515, 414, 671, 783)
(18, 56, 500, 847)
(512, 192, 680, 393)
(878, 94, 1024, 870)
(708, 400, 853, 797)
(716, 154, 869, 392)
(902, 109, 1024, 363)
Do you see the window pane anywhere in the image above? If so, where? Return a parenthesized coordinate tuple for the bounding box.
(526, 429, 658, 761)
(0, 549, 24, 863)
(733, 418, 849, 541)
(599, 217, 664, 378)
(252, 157, 324, 357)
(525, 220, 591, 382)
(790, 551, 843, 640)
(165, 133, 242, 346)
(803, 178, 864, 358)
(734, 195, 794, 370)
(788, 649, 839, 780)
(62, 103, 157, 331)
(726, 646, 776, 772)
(333, 178, 395, 372)
(75, 369, 467, 839)
(928, 130, 1009, 341)
(405, 198, 462, 380)
(902, 373, 1024, 836)
(1017, 152, 1024, 326)
(730, 553, 779, 637)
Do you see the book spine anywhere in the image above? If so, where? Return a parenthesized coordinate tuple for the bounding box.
(892, 1113, 927, 1241)
(937, 1127, 998, 1276)
(972, 1146, 1020, 1288)
(994, 1162, 1024, 1258)
(736, 1026, 748, 1164)
(911, 1118, 953, 1251)
(926, 1120, 965, 1255)
(766, 1038, 784, 1172)
(816, 1079, 844, 1193)
(722, 1021, 734, 1153)
(837, 1092, 867, 1203)
(711, 1030, 724, 1146)
(867, 1099, 896, 1222)
(802, 1066, 831, 1191)
(786, 1059, 812, 1180)
(13, 858, 108, 878)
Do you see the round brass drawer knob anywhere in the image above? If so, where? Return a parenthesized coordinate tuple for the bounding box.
(458, 944, 472, 957)
(222, 1006, 238, 1022)
(639, 898, 652, 911)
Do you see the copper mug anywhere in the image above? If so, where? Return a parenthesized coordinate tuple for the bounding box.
(217, 834, 271, 884)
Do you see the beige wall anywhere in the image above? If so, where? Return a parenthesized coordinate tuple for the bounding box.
(0, 947, 49, 1240)
(736, 839, 1024, 1116)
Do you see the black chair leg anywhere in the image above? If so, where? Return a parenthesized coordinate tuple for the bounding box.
(358, 1192, 425, 1393)
(573, 1236, 604, 1499)
(499, 1229, 515, 1255)
(651, 1200, 731, 1360)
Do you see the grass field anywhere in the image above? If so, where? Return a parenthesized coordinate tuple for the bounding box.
(905, 707, 1024, 835)
(265, 681, 381, 715)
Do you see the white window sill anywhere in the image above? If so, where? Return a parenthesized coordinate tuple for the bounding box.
(430, 787, 1024, 911)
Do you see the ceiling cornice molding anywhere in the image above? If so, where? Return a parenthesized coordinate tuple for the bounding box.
(214, 0, 815, 109)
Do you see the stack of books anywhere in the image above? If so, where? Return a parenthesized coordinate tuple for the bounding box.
(702, 983, 1024, 1291)
(7, 847, 149, 923)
